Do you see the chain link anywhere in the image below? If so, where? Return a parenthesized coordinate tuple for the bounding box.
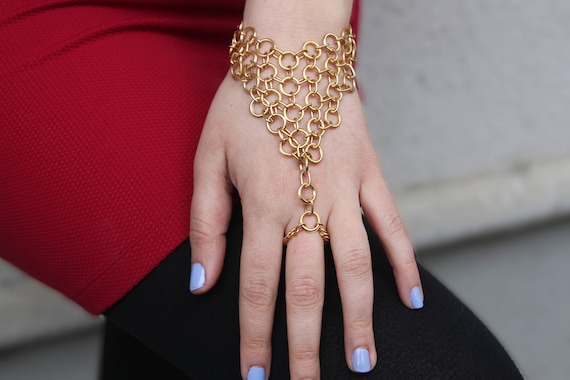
(230, 23, 356, 245)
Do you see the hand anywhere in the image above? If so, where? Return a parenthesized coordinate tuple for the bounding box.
(189, 72, 423, 379)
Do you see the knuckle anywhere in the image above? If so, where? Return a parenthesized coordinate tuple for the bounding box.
(241, 277, 275, 309)
(291, 348, 320, 378)
(189, 216, 216, 247)
(338, 247, 372, 281)
(242, 194, 283, 221)
(347, 314, 373, 336)
(287, 277, 323, 309)
(241, 337, 270, 357)
(383, 212, 407, 238)
(293, 347, 319, 364)
(394, 255, 419, 277)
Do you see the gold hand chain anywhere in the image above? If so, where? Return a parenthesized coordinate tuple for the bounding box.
(229, 23, 356, 245)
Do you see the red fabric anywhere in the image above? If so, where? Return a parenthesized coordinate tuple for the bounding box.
(0, 0, 360, 314)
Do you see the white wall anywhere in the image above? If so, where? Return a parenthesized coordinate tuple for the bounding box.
(359, 0, 570, 247)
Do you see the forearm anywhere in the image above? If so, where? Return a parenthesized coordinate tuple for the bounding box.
(243, 0, 354, 48)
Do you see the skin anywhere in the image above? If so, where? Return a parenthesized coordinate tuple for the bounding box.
(189, 1, 423, 379)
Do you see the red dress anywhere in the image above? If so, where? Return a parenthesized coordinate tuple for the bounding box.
(0, 0, 359, 314)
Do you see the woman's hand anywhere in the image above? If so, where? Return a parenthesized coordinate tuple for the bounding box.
(189, 70, 423, 379)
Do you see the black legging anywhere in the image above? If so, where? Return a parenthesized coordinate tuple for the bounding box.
(102, 207, 523, 379)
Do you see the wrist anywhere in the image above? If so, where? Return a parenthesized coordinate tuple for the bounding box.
(243, 0, 353, 49)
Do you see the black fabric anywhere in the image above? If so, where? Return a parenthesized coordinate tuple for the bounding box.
(100, 321, 190, 380)
(103, 207, 523, 379)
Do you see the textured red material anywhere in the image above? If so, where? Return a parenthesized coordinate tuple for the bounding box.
(0, 0, 360, 314)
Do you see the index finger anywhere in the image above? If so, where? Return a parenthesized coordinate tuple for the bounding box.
(239, 218, 284, 380)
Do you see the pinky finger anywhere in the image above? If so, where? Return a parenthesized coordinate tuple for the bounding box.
(360, 174, 424, 310)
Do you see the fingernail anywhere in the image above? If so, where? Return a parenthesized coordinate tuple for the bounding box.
(352, 347, 371, 373)
(189, 263, 205, 292)
(247, 366, 265, 380)
(410, 286, 424, 309)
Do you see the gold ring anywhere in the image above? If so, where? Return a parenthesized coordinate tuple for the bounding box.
(283, 223, 329, 245)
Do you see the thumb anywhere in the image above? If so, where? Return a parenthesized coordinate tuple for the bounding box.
(189, 143, 233, 294)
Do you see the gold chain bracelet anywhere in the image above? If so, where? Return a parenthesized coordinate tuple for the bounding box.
(229, 23, 356, 245)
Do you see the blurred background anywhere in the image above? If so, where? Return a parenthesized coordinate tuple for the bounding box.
(1, 0, 569, 378)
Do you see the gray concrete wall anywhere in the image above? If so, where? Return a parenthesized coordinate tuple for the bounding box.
(359, 0, 570, 247)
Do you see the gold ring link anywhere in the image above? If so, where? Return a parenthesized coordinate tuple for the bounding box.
(278, 51, 300, 70)
(305, 143, 323, 164)
(298, 183, 317, 204)
(300, 170, 311, 186)
(229, 22, 356, 245)
(299, 210, 322, 232)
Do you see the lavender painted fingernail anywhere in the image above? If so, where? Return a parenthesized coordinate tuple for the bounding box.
(247, 366, 265, 380)
(352, 347, 371, 373)
(189, 263, 205, 292)
(410, 286, 424, 309)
